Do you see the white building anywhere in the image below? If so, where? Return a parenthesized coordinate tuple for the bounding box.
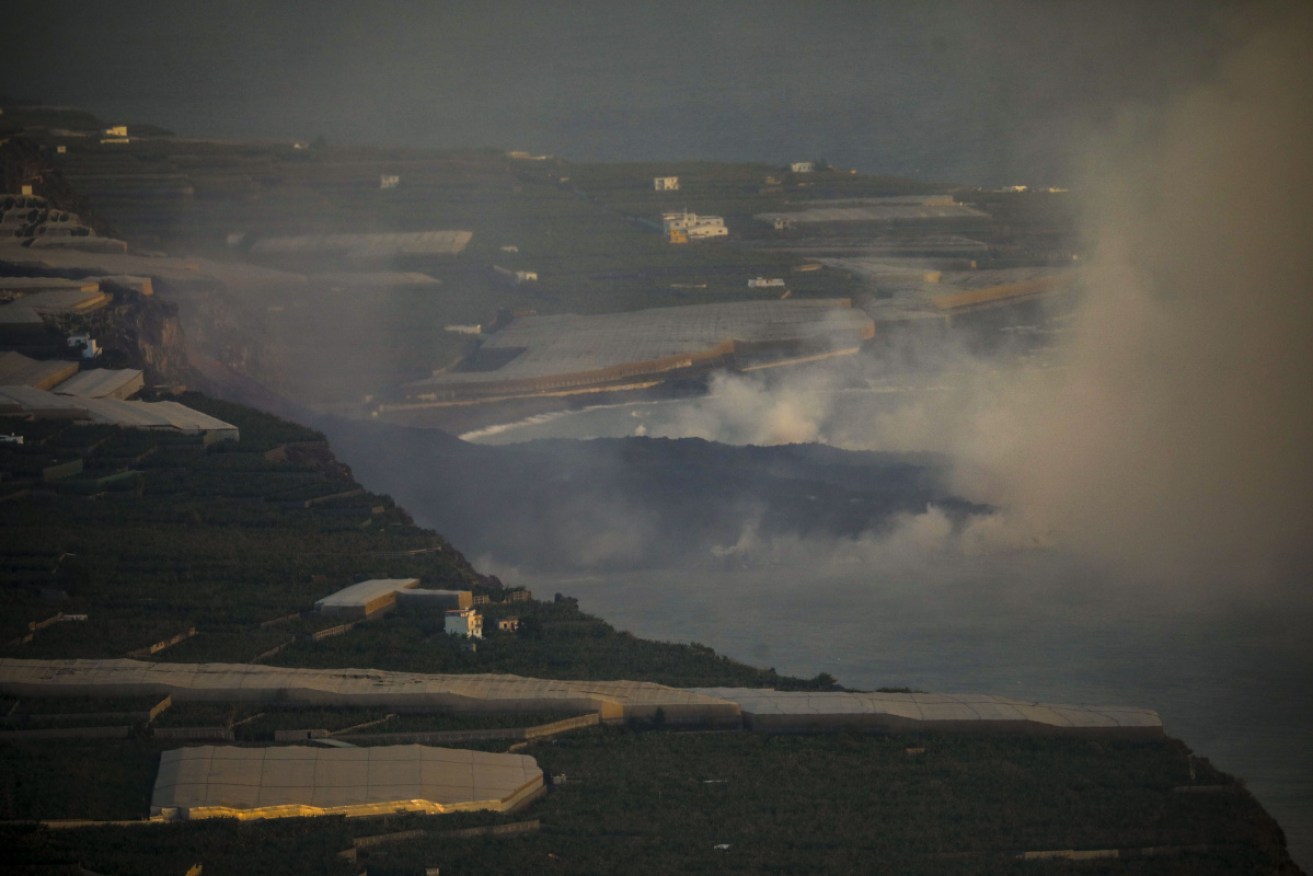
(790, 161, 816, 173)
(653, 176, 680, 191)
(396, 589, 473, 610)
(379, 174, 401, 189)
(747, 277, 786, 288)
(493, 265, 539, 285)
(661, 210, 727, 242)
(66, 334, 101, 359)
(445, 608, 484, 639)
(686, 223, 727, 240)
(315, 578, 420, 618)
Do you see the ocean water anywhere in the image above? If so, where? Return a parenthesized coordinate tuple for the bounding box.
(5, 1, 1230, 187)
(8, 1, 1306, 863)
(495, 509, 1313, 869)
(469, 388, 1313, 870)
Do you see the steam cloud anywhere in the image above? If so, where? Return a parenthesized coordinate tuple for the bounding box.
(633, 5, 1313, 591)
(973, 5, 1313, 587)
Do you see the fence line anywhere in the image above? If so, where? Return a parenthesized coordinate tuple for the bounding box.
(259, 612, 303, 628)
(343, 711, 599, 745)
(152, 726, 234, 741)
(311, 623, 356, 642)
(251, 638, 295, 662)
(125, 627, 197, 658)
(2, 725, 131, 740)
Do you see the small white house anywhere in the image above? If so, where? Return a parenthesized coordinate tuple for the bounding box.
(493, 265, 538, 285)
(444, 323, 483, 335)
(445, 608, 484, 639)
(315, 578, 420, 618)
(66, 334, 101, 359)
(653, 176, 680, 191)
(790, 161, 816, 173)
(379, 174, 401, 189)
(661, 210, 727, 241)
(685, 222, 727, 240)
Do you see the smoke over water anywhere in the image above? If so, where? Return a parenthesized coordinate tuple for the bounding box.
(504, 6, 1313, 594)
(959, 6, 1313, 589)
(317, 10, 1313, 859)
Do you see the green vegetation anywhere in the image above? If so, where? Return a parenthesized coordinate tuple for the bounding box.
(0, 402, 821, 688)
(275, 598, 824, 688)
(0, 399, 477, 655)
(0, 739, 161, 822)
(1, 816, 353, 876)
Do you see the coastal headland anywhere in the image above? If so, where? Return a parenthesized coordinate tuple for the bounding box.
(0, 102, 1305, 874)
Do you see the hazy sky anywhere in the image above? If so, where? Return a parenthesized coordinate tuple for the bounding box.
(5, 0, 1244, 183)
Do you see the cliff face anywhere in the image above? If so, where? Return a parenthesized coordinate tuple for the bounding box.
(0, 135, 117, 239)
(98, 289, 192, 384)
(1, 135, 191, 384)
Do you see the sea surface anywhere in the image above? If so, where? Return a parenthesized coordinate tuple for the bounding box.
(536, 560, 1313, 868)
(471, 389, 1313, 871)
(5, 1, 1231, 187)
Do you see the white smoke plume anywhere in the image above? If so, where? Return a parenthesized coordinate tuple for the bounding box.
(635, 4, 1313, 591)
(968, 4, 1313, 587)
(667, 370, 836, 445)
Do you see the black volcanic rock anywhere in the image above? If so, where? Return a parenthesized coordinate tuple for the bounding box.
(318, 416, 985, 571)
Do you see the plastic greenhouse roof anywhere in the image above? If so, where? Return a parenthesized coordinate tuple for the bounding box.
(151, 744, 540, 819)
(694, 688, 1161, 729)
